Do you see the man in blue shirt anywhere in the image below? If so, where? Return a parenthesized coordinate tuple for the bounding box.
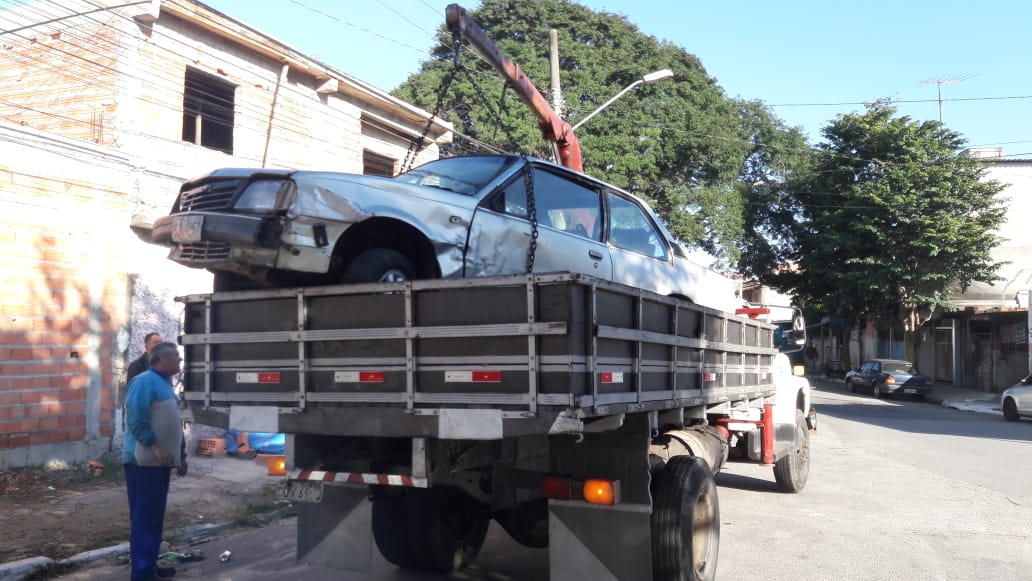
(123, 342, 187, 581)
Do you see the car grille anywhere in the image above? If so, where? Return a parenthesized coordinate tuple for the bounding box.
(179, 180, 241, 212)
(175, 242, 231, 261)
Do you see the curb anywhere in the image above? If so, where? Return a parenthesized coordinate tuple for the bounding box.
(0, 509, 292, 580)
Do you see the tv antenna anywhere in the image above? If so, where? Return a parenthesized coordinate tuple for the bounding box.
(919, 74, 975, 122)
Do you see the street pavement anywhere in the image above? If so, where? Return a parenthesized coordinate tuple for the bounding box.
(0, 377, 1009, 580)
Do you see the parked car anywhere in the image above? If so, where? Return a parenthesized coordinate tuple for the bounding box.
(845, 359, 931, 399)
(148, 155, 742, 313)
(1001, 374, 1032, 421)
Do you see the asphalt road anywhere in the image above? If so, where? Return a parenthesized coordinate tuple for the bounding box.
(61, 380, 1032, 580)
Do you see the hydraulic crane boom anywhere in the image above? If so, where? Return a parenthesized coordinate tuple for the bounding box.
(445, 3, 583, 172)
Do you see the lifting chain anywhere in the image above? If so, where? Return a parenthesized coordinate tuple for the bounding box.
(400, 34, 461, 173)
(523, 160, 538, 273)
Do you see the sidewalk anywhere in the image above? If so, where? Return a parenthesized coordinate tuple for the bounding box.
(0, 450, 282, 580)
(810, 375, 1002, 415)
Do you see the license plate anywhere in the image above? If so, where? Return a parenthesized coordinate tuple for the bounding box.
(172, 215, 204, 243)
(276, 480, 324, 503)
(903, 388, 916, 394)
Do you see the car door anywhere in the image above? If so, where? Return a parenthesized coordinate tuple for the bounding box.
(465, 165, 613, 280)
(1016, 375, 1032, 415)
(605, 191, 676, 295)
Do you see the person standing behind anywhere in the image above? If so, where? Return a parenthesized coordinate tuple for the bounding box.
(127, 332, 162, 384)
(123, 342, 187, 581)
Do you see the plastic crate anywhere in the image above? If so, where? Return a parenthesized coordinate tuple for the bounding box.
(196, 437, 227, 457)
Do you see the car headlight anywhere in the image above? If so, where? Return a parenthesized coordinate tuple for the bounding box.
(235, 179, 292, 212)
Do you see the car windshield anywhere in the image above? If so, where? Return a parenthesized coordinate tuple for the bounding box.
(883, 362, 916, 375)
(395, 155, 515, 196)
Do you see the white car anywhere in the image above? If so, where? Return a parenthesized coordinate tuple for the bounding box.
(1001, 374, 1032, 421)
(150, 155, 741, 312)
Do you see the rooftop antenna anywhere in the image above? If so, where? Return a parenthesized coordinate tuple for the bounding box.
(919, 74, 975, 122)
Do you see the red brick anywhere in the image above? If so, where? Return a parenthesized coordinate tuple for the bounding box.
(30, 432, 48, 445)
(7, 405, 25, 419)
(68, 426, 86, 439)
(0, 393, 18, 405)
(69, 375, 88, 388)
(47, 429, 68, 444)
(65, 402, 85, 415)
(58, 415, 81, 428)
(20, 418, 39, 431)
(8, 433, 29, 447)
(19, 391, 43, 404)
(27, 404, 49, 417)
(40, 417, 59, 430)
(0, 420, 18, 434)
(59, 388, 84, 401)
(31, 377, 50, 388)
(0, 407, 9, 419)
(11, 378, 33, 389)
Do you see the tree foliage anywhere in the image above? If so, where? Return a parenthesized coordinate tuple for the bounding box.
(392, 0, 805, 265)
(764, 104, 1007, 364)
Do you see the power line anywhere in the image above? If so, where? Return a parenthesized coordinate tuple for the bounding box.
(769, 94, 1032, 108)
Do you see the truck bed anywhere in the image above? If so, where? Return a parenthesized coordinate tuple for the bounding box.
(179, 273, 777, 437)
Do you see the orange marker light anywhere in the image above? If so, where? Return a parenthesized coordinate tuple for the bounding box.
(885, 377, 896, 384)
(267, 455, 287, 476)
(582, 479, 620, 506)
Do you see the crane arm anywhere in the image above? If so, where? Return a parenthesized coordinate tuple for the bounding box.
(445, 4, 583, 172)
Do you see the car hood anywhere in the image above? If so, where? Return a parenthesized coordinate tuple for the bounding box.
(289, 171, 481, 218)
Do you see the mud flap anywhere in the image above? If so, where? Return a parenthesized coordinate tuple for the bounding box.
(549, 501, 652, 581)
(296, 484, 372, 572)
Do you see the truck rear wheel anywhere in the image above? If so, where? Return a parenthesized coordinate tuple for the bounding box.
(651, 455, 719, 581)
(372, 487, 489, 573)
(773, 410, 810, 493)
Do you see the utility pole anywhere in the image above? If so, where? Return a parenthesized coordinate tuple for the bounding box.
(919, 74, 974, 122)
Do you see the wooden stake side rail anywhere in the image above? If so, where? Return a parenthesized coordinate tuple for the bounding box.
(176, 273, 778, 415)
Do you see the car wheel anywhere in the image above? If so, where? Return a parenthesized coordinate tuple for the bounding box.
(342, 248, 416, 283)
(872, 383, 882, 399)
(1003, 398, 1019, 422)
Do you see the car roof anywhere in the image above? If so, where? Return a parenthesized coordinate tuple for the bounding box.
(867, 359, 913, 365)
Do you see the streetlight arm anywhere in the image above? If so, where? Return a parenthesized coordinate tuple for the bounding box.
(571, 79, 643, 132)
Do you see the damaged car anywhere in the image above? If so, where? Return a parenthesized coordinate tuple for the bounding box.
(149, 154, 740, 312)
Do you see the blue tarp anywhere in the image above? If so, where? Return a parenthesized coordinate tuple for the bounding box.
(222, 430, 285, 454)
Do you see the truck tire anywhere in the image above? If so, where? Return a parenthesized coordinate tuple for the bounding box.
(342, 248, 415, 283)
(651, 455, 719, 581)
(372, 487, 489, 573)
(773, 410, 810, 493)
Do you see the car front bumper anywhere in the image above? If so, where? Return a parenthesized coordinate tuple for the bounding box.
(152, 212, 283, 269)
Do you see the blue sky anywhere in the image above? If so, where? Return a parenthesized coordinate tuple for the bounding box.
(203, 0, 1032, 157)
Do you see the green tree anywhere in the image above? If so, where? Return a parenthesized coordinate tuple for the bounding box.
(769, 104, 1007, 367)
(393, 0, 804, 265)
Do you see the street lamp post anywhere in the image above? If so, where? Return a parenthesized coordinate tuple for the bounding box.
(571, 69, 675, 132)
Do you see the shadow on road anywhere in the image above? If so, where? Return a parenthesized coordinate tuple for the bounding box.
(715, 471, 779, 492)
(809, 379, 1032, 444)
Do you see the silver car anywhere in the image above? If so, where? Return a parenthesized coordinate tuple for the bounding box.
(150, 155, 739, 312)
(1001, 374, 1032, 421)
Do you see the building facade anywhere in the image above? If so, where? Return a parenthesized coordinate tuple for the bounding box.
(0, 0, 449, 467)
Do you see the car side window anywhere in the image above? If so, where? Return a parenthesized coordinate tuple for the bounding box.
(861, 362, 874, 372)
(490, 167, 602, 241)
(606, 193, 669, 260)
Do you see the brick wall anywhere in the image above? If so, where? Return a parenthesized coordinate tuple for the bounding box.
(0, 126, 134, 467)
(0, 17, 120, 145)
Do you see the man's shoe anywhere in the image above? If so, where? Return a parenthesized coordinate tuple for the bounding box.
(156, 565, 176, 578)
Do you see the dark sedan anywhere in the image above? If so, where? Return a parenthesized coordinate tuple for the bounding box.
(846, 359, 932, 399)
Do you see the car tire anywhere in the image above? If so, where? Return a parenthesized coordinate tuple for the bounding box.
(872, 383, 882, 399)
(1003, 398, 1019, 422)
(342, 248, 416, 283)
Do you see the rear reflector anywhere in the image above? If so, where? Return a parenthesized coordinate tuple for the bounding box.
(542, 475, 573, 500)
(335, 371, 385, 383)
(600, 372, 625, 384)
(703, 372, 717, 382)
(236, 372, 281, 384)
(445, 370, 502, 383)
